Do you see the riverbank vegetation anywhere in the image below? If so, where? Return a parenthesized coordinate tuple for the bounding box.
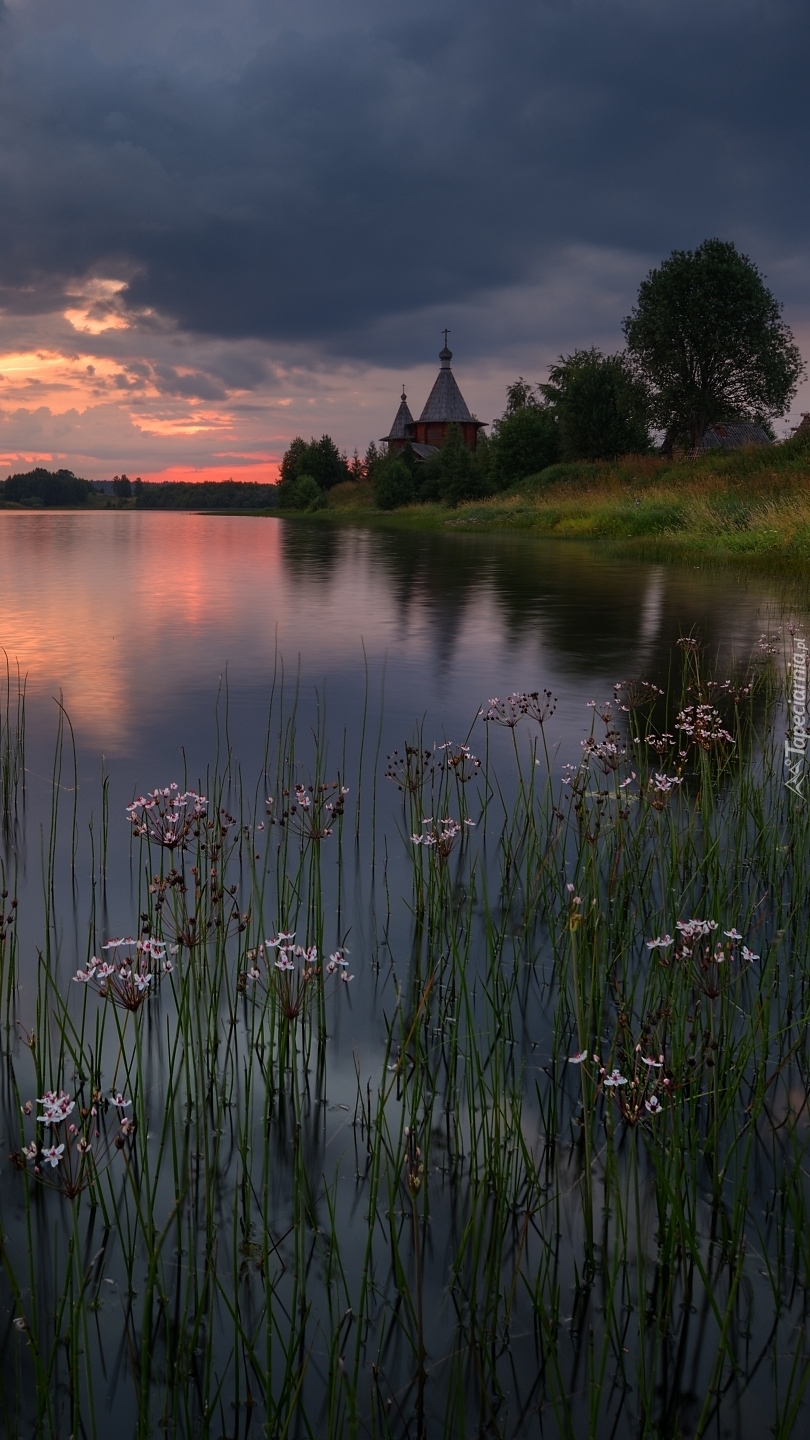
(2, 634, 810, 1436)
(278, 427, 810, 574)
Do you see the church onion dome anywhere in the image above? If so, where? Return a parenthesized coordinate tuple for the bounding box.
(380, 388, 415, 443)
(418, 345, 485, 427)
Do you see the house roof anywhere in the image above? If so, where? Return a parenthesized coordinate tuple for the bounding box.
(699, 422, 771, 450)
(418, 346, 483, 426)
(380, 389, 415, 443)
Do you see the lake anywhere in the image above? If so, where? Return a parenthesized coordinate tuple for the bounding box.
(0, 509, 792, 767)
(0, 510, 807, 1439)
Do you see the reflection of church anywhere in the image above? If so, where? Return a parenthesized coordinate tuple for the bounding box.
(381, 336, 485, 459)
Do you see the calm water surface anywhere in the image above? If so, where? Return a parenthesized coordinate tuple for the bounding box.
(0, 510, 801, 1076)
(0, 511, 806, 1438)
(0, 509, 797, 772)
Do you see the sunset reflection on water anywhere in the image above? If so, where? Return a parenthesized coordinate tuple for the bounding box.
(0, 510, 798, 767)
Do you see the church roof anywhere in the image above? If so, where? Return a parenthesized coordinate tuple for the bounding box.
(380, 389, 415, 442)
(418, 345, 482, 425)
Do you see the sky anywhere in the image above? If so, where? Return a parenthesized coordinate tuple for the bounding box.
(0, 0, 808, 484)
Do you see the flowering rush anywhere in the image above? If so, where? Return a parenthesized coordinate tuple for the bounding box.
(565, 1044, 670, 1125)
(239, 936, 354, 1016)
(14, 1088, 134, 1198)
(73, 936, 176, 1010)
(646, 918, 761, 986)
(411, 816, 466, 858)
(481, 691, 557, 728)
(126, 784, 208, 850)
(675, 704, 734, 752)
(272, 780, 349, 841)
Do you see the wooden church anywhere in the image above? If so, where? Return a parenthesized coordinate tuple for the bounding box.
(381, 337, 485, 458)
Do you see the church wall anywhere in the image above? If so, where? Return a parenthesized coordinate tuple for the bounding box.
(413, 421, 480, 452)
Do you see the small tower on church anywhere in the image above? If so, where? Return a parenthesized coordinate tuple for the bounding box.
(380, 387, 415, 454)
(412, 336, 485, 453)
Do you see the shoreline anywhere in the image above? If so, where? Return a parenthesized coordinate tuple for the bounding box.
(246, 443, 810, 578)
(5, 441, 810, 580)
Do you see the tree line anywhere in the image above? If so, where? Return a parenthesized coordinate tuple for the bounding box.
(0, 470, 279, 509)
(3, 240, 803, 516)
(279, 238, 806, 510)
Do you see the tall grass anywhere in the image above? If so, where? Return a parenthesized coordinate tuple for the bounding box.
(1, 633, 810, 1437)
(0, 651, 25, 838)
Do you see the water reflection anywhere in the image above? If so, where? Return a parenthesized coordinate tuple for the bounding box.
(0, 510, 798, 767)
(0, 511, 806, 1438)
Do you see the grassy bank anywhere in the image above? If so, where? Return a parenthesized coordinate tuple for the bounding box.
(264, 435, 810, 574)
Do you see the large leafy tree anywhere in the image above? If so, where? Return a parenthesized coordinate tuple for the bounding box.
(539, 349, 651, 460)
(490, 399, 560, 485)
(623, 239, 804, 451)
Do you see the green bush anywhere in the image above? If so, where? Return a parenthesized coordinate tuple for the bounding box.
(525, 461, 605, 489)
(490, 406, 560, 487)
(417, 424, 494, 508)
(373, 458, 414, 511)
(288, 474, 325, 510)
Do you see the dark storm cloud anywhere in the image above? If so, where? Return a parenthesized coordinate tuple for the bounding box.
(0, 0, 807, 362)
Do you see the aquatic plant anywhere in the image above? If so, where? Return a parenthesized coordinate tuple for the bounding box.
(1, 632, 809, 1438)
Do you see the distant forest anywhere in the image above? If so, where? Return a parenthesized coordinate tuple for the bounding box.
(0, 469, 278, 509)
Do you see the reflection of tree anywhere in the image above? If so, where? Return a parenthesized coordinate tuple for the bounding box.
(365, 529, 483, 672)
(278, 520, 342, 587)
(276, 517, 782, 688)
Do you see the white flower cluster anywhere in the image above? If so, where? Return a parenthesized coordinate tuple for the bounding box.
(17, 1090, 133, 1194)
(411, 816, 472, 858)
(73, 936, 176, 1009)
(126, 784, 208, 850)
(676, 704, 734, 750)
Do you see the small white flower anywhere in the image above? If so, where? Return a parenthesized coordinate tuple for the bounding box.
(646, 935, 674, 949)
(642, 1055, 663, 1068)
(37, 1091, 75, 1125)
(567, 1050, 588, 1064)
(741, 945, 759, 962)
(645, 1095, 663, 1114)
(603, 1069, 628, 1088)
(42, 1144, 65, 1168)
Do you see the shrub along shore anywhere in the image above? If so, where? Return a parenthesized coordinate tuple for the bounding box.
(260, 434, 810, 576)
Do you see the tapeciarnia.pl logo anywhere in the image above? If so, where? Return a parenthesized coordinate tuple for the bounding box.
(785, 635, 808, 797)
